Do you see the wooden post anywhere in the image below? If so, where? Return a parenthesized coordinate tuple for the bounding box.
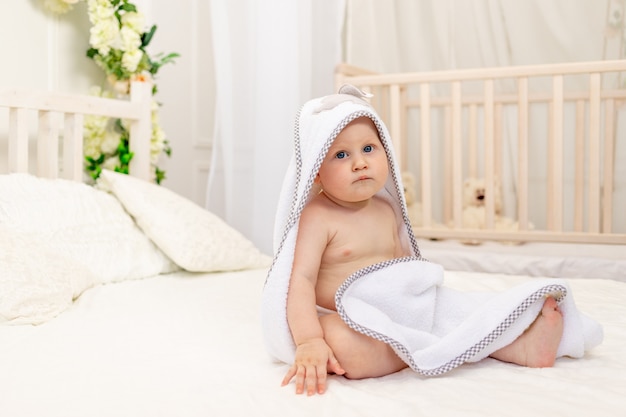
(129, 80, 152, 181)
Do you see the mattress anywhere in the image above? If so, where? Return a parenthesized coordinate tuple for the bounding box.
(417, 238, 626, 282)
(1, 267, 624, 417)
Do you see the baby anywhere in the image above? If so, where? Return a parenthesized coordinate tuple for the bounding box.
(281, 115, 563, 396)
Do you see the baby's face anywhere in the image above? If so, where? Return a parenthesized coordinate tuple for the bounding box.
(316, 117, 389, 204)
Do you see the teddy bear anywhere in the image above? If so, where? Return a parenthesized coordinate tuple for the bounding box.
(401, 171, 423, 228)
(457, 177, 520, 244)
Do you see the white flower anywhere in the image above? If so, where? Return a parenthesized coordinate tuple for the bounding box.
(102, 156, 120, 171)
(120, 25, 142, 51)
(151, 125, 167, 163)
(122, 49, 143, 73)
(84, 138, 103, 159)
(121, 11, 145, 33)
(87, 0, 115, 24)
(84, 86, 115, 159)
(100, 130, 121, 154)
(83, 117, 106, 158)
(150, 100, 167, 163)
(89, 17, 120, 55)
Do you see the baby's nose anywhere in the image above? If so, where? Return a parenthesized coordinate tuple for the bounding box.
(353, 158, 367, 170)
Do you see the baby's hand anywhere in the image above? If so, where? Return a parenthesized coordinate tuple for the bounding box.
(281, 337, 345, 395)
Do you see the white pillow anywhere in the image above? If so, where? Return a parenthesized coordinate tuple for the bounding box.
(97, 169, 271, 272)
(0, 173, 177, 284)
(0, 226, 97, 325)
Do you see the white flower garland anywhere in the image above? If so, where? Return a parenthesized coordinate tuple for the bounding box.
(43, 0, 179, 183)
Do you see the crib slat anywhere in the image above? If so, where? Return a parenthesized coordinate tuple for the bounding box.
(8, 107, 28, 173)
(63, 113, 84, 181)
(603, 98, 615, 233)
(399, 86, 408, 170)
(451, 81, 463, 227)
(389, 84, 403, 169)
(494, 103, 503, 183)
(549, 75, 564, 232)
(483, 79, 495, 228)
(588, 73, 601, 233)
(443, 106, 452, 225)
(37, 110, 59, 178)
(517, 77, 529, 230)
(468, 104, 478, 178)
(420, 83, 433, 226)
(380, 85, 390, 125)
(574, 100, 585, 232)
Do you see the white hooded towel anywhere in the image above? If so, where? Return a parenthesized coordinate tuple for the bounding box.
(260, 85, 603, 376)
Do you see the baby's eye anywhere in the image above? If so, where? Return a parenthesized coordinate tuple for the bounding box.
(363, 145, 373, 153)
(335, 151, 347, 159)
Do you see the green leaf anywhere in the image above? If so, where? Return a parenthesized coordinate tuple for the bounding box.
(159, 52, 180, 66)
(142, 25, 157, 48)
(148, 52, 180, 76)
(114, 118, 125, 133)
(155, 167, 166, 184)
(119, 3, 137, 13)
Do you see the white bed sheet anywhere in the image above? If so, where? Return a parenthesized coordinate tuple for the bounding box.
(417, 238, 626, 282)
(1, 268, 624, 417)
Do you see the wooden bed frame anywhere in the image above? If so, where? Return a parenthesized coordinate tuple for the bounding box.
(0, 81, 153, 181)
(336, 60, 626, 245)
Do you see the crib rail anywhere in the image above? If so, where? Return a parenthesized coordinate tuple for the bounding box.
(336, 60, 626, 244)
(0, 81, 152, 181)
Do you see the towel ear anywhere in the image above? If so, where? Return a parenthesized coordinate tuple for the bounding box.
(338, 84, 374, 100)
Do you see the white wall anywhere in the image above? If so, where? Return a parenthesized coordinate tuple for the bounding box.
(0, 0, 213, 205)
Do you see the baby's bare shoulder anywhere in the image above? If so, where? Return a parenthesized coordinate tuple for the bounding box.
(372, 195, 397, 214)
(298, 197, 334, 233)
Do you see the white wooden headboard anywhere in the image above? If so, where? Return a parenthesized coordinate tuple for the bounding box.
(0, 81, 153, 181)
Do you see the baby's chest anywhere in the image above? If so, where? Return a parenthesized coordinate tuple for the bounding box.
(327, 225, 395, 260)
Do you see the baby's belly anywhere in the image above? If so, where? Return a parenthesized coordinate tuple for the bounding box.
(316, 257, 389, 310)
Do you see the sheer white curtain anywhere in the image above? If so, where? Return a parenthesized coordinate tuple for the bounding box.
(207, 0, 345, 255)
(345, 0, 611, 72)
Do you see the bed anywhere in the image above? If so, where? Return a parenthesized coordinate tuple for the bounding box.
(1, 70, 625, 417)
(336, 60, 626, 282)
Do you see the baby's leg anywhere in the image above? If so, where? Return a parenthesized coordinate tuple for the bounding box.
(320, 313, 407, 379)
(490, 297, 564, 368)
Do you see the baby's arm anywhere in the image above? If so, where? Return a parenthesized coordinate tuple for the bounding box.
(282, 206, 345, 395)
(283, 276, 343, 395)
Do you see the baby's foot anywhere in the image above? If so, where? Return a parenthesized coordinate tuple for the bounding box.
(522, 297, 564, 367)
(491, 297, 564, 367)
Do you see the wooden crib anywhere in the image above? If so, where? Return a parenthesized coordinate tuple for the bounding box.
(336, 60, 626, 245)
(0, 81, 153, 181)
